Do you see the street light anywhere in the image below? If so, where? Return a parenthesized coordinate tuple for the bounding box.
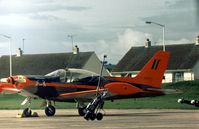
(22, 38, 25, 53)
(0, 34, 12, 76)
(145, 21, 165, 51)
(67, 34, 75, 52)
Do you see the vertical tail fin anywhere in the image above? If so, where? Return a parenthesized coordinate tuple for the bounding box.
(133, 51, 170, 88)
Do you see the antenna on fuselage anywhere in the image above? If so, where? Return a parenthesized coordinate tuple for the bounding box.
(96, 55, 107, 96)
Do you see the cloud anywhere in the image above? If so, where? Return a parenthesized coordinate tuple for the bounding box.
(0, 0, 197, 65)
(28, 14, 60, 21)
(143, 0, 198, 42)
(165, 0, 195, 9)
(117, 29, 151, 47)
(76, 28, 195, 64)
(166, 38, 193, 45)
(0, 40, 11, 55)
(75, 29, 151, 63)
(0, 0, 91, 15)
(195, 0, 199, 22)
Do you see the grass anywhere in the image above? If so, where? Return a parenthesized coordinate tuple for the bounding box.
(0, 94, 76, 109)
(0, 80, 199, 109)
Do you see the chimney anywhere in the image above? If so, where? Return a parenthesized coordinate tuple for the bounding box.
(145, 38, 151, 48)
(196, 36, 199, 46)
(16, 48, 23, 57)
(73, 45, 79, 54)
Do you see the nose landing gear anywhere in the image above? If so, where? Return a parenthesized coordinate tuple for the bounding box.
(22, 108, 32, 117)
(21, 97, 33, 117)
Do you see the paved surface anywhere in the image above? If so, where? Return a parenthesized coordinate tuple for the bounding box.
(0, 109, 198, 129)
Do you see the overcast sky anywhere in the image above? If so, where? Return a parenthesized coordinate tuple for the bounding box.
(0, 0, 198, 63)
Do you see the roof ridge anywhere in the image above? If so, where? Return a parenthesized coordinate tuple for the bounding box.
(130, 43, 195, 49)
(1, 51, 95, 57)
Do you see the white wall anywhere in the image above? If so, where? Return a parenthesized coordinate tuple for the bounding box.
(163, 73, 172, 83)
(112, 70, 195, 83)
(83, 53, 110, 76)
(193, 61, 199, 80)
(184, 72, 194, 81)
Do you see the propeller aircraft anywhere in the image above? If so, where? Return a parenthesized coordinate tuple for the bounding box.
(0, 50, 170, 120)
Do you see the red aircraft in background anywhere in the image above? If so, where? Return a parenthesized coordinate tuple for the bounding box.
(0, 50, 170, 120)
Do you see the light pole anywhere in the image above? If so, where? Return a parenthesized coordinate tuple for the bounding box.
(67, 34, 75, 52)
(145, 21, 165, 51)
(0, 34, 12, 76)
(22, 38, 25, 53)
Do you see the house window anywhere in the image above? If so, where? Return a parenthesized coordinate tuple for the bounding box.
(173, 72, 184, 82)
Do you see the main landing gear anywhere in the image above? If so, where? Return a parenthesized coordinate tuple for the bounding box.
(45, 101, 56, 116)
(21, 98, 56, 117)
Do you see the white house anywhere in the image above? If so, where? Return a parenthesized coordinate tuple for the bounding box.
(112, 37, 199, 83)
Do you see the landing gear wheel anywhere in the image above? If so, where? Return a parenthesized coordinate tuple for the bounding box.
(23, 108, 32, 117)
(84, 112, 91, 120)
(96, 113, 103, 120)
(90, 113, 96, 121)
(78, 107, 86, 116)
(45, 105, 56, 116)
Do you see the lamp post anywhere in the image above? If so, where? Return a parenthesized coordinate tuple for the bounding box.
(145, 21, 165, 51)
(67, 34, 75, 52)
(0, 34, 12, 76)
(22, 38, 25, 53)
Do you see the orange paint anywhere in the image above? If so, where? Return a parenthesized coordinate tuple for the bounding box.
(104, 82, 142, 95)
(59, 89, 105, 97)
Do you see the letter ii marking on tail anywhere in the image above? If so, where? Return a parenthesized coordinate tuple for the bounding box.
(151, 59, 161, 70)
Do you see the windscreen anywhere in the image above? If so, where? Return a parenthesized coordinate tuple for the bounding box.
(46, 69, 98, 83)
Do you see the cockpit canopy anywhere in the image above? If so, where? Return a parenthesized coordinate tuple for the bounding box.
(45, 68, 99, 83)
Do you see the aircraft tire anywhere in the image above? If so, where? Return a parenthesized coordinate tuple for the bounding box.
(90, 113, 96, 121)
(84, 112, 91, 120)
(45, 105, 56, 116)
(96, 113, 103, 120)
(78, 107, 86, 116)
(23, 108, 32, 117)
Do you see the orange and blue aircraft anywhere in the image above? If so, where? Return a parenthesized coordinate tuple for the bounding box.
(0, 50, 170, 120)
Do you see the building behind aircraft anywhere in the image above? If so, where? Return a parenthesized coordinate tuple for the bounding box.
(112, 36, 199, 83)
